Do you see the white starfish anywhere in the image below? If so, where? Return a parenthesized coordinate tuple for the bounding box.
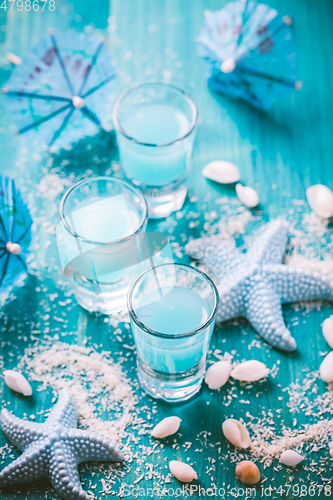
(185, 219, 333, 351)
(0, 391, 123, 500)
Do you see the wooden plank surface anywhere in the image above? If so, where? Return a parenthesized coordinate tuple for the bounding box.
(0, 0, 333, 499)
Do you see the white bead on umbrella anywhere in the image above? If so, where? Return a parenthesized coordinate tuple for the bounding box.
(5, 242, 21, 255)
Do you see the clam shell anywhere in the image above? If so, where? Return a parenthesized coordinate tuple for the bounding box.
(279, 450, 304, 467)
(169, 460, 197, 482)
(230, 360, 270, 382)
(202, 161, 240, 184)
(222, 419, 251, 448)
(306, 184, 333, 219)
(322, 316, 333, 349)
(205, 360, 232, 390)
(319, 351, 333, 383)
(4, 370, 32, 396)
(151, 416, 181, 439)
(236, 183, 259, 208)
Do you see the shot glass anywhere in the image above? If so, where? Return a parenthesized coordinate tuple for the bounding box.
(127, 263, 219, 402)
(57, 176, 148, 315)
(113, 83, 197, 219)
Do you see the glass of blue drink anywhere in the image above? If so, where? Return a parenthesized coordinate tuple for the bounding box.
(113, 83, 197, 219)
(58, 177, 148, 315)
(127, 263, 219, 402)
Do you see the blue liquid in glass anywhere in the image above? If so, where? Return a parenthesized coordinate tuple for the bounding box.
(122, 103, 189, 145)
(118, 103, 191, 187)
(70, 197, 141, 244)
(57, 196, 143, 313)
(136, 286, 208, 334)
(131, 286, 214, 374)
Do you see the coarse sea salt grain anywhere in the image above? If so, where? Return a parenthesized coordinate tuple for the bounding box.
(19, 342, 137, 446)
(36, 173, 74, 201)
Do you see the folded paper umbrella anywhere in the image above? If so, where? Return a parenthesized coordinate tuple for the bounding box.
(0, 177, 32, 292)
(197, 0, 301, 109)
(3, 30, 116, 148)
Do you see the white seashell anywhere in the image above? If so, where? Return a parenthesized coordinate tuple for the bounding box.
(330, 443, 333, 458)
(306, 184, 333, 219)
(202, 161, 240, 184)
(151, 416, 181, 438)
(230, 360, 270, 382)
(322, 316, 333, 349)
(222, 419, 251, 448)
(319, 352, 333, 383)
(4, 370, 32, 396)
(205, 360, 232, 390)
(236, 183, 259, 208)
(169, 460, 197, 482)
(280, 450, 304, 467)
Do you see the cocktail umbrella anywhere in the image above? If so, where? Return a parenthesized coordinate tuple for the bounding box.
(0, 177, 32, 291)
(3, 30, 116, 148)
(197, 0, 301, 109)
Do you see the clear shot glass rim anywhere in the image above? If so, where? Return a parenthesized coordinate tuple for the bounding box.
(127, 263, 219, 339)
(112, 82, 198, 148)
(59, 176, 149, 246)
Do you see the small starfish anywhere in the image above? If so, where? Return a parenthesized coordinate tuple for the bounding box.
(185, 219, 333, 352)
(0, 391, 123, 500)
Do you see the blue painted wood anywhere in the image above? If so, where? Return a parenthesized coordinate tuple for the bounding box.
(0, 0, 333, 499)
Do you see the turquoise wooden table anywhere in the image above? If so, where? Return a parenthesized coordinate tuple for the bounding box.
(0, 0, 333, 499)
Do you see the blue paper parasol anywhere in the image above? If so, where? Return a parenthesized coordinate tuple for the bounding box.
(0, 177, 32, 292)
(197, 0, 301, 109)
(4, 30, 116, 148)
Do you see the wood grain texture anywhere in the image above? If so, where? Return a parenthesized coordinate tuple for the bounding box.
(0, 0, 333, 499)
